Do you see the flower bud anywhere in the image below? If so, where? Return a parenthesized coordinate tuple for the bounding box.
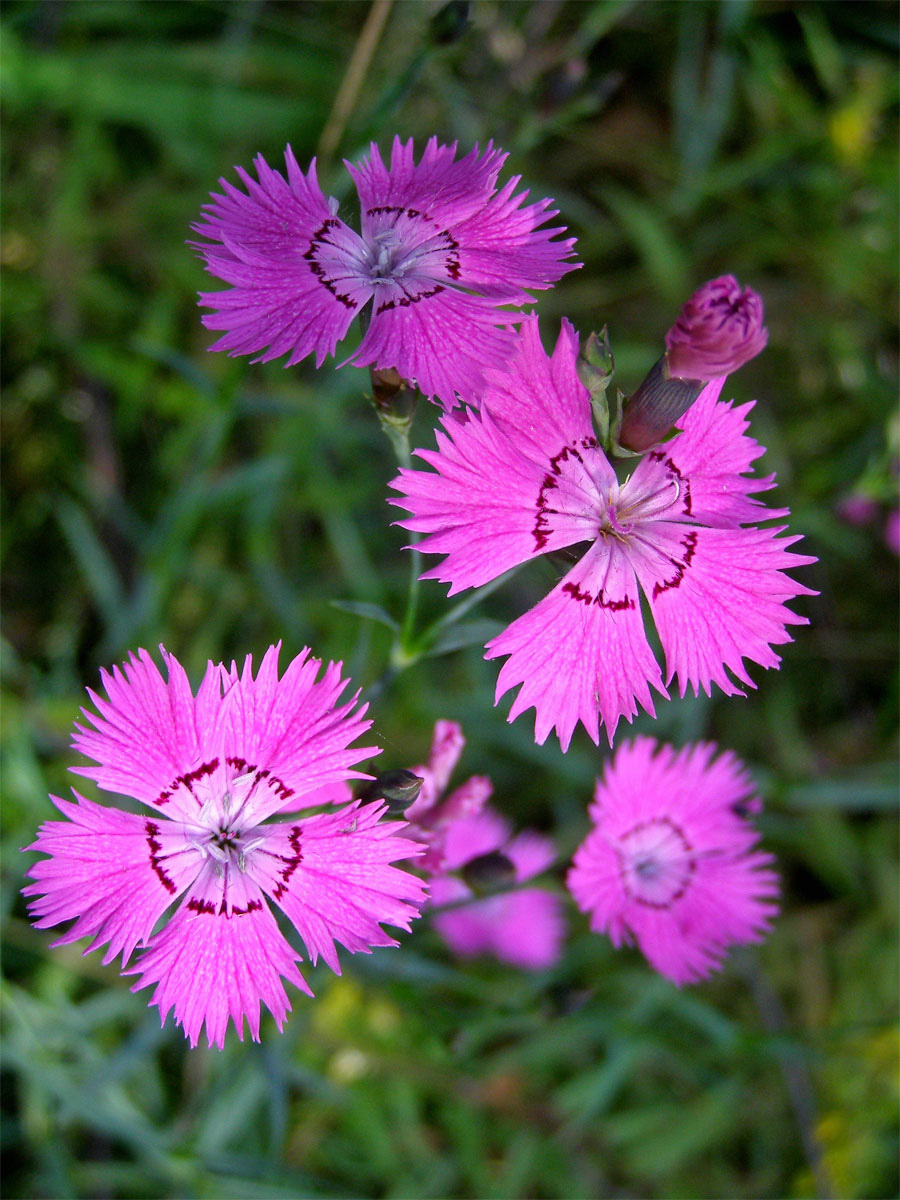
(665, 275, 768, 381)
(576, 327, 615, 396)
(358, 769, 424, 814)
(618, 276, 768, 453)
(461, 850, 517, 894)
(577, 327, 618, 448)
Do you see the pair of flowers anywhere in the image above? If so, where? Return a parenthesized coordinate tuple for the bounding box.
(23, 137, 810, 1048)
(194, 136, 813, 752)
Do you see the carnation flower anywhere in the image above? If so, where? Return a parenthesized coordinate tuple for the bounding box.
(23, 645, 425, 1048)
(665, 275, 768, 381)
(192, 137, 579, 409)
(390, 317, 816, 750)
(404, 719, 492, 871)
(430, 807, 564, 971)
(567, 737, 779, 984)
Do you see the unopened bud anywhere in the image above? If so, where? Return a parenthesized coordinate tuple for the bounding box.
(665, 275, 768, 381)
(461, 850, 517, 894)
(359, 769, 424, 814)
(577, 327, 617, 447)
(577, 327, 614, 395)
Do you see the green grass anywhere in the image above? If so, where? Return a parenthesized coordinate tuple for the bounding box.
(2, 2, 898, 1196)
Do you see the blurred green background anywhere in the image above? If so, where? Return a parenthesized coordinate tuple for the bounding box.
(2, 2, 898, 1197)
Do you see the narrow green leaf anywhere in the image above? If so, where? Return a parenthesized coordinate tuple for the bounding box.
(330, 600, 399, 631)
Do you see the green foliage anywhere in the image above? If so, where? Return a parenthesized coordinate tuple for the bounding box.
(2, 1, 897, 1197)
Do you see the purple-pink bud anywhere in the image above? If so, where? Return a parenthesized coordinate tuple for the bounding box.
(665, 275, 768, 381)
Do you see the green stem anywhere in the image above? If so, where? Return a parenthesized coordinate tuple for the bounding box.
(398, 531, 422, 658)
(374, 406, 423, 668)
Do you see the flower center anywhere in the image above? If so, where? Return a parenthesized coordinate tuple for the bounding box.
(190, 772, 268, 875)
(367, 230, 405, 281)
(599, 474, 683, 541)
(617, 817, 696, 908)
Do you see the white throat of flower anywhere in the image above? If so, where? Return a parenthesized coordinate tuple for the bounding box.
(601, 475, 682, 539)
(187, 770, 268, 875)
(617, 817, 697, 908)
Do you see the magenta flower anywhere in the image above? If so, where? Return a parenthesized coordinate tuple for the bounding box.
(885, 508, 900, 555)
(404, 719, 491, 871)
(23, 645, 425, 1049)
(567, 737, 779, 984)
(390, 317, 816, 750)
(665, 274, 768, 381)
(192, 137, 579, 409)
(430, 807, 564, 971)
(835, 492, 880, 527)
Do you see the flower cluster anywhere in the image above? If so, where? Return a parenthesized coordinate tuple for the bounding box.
(23, 133, 817, 1043)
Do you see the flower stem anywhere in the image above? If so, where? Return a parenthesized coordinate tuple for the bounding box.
(369, 375, 424, 666)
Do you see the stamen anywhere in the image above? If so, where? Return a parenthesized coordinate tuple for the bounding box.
(625, 476, 682, 522)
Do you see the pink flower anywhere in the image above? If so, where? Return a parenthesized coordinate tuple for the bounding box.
(835, 492, 880, 527)
(404, 719, 492, 871)
(885, 508, 900, 555)
(391, 317, 816, 750)
(665, 275, 768, 381)
(430, 807, 564, 971)
(567, 737, 779, 984)
(23, 645, 425, 1049)
(192, 137, 578, 409)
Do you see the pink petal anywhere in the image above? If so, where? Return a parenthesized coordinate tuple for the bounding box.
(486, 540, 667, 749)
(127, 895, 311, 1049)
(628, 523, 817, 697)
(249, 802, 426, 974)
(660, 380, 784, 526)
(349, 137, 508, 229)
(350, 287, 518, 409)
(439, 808, 510, 871)
(407, 719, 466, 817)
(23, 792, 200, 966)
(389, 319, 609, 587)
(193, 148, 366, 368)
(71, 648, 224, 815)
(223, 644, 379, 823)
(454, 173, 579, 301)
(505, 829, 556, 880)
(432, 881, 564, 970)
(278, 779, 354, 814)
